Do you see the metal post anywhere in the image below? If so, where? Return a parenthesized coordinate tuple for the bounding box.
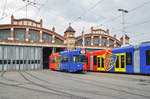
(118, 9, 128, 46)
(82, 27, 85, 48)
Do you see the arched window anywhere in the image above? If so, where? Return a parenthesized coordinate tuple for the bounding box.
(102, 37, 107, 46)
(55, 37, 63, 44)
(75, 39, 82, 45)
(0, 29, 10, 40)
(42, 32, 52, 43)
(14, 28, 26, 41)
(29, 30, 40, 42)
(93, 36, 99, 46)
(85, 37, 91, 45)
(109, 39, 114, 47)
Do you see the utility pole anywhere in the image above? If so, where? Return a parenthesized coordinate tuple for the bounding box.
(118, 8, 128, 46)
(82, 27, 85, 48)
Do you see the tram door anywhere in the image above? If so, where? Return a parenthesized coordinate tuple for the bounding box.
(115, 53, 126, 72)
(97, 56, 105, 71)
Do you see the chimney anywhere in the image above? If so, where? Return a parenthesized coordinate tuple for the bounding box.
(113, 34, 116, 38)
(106, 29, 109, 35)
(40, 19, 43, 28)
(11, 15, 14, 25)
(52, 27, 55, 32)
(91, 26, 94, 33)
(125, 35, 130, 45)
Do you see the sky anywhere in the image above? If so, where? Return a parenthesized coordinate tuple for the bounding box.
(0, 0, 150, 45)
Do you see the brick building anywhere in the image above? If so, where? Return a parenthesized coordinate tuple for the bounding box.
(0, 16, 130, 71)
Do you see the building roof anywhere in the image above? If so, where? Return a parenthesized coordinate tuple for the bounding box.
(64, 26, 75, 33)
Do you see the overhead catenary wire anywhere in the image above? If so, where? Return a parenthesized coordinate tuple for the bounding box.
(129, 0, 150, 12)
(0, 3, 32, 21)
(94, 0, 150, 29)
(33, 0, 49, 21)
(70, 0, 105, 24)
(1, 0, 7, 18)
(90, 0, 150, 37)
(125, 19, 150, 28)
(110, 18, 150, 33)
(81, 0, 150, 36)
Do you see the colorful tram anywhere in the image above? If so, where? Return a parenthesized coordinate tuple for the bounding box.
(86, 42, 150, 74)
(49, 48, 87, 72)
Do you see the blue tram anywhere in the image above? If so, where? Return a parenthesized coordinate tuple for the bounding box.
(49, 48, 87, 72)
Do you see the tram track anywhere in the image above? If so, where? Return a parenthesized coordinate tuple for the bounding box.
(0, 71, 89, 99)
(0, 71, 6, 77)
(51, 72, 150, 99)
(0, 72, 66, 97)
(18, 71, 89, 99)
(23, 71, 120, 99)
(0, 73, 70, 98)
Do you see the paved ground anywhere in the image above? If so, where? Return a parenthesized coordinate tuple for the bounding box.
(0, 70, 150, 99)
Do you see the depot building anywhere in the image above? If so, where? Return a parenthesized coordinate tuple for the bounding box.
(0, 15, 130, 71)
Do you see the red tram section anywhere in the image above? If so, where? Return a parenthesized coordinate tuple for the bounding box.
(49, 53, 59, 70)
(86, 49, 112, 72)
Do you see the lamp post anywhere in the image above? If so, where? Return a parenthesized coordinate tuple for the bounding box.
(118, 9, 128, 46)
(82, 27, 85, 48)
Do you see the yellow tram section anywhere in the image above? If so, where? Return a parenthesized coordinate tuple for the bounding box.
(97, 55, 105, 71)
(115, 53, 126, 72)
(97, 53, 126, 72)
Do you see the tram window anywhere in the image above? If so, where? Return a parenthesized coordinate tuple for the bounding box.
(62, 56, 68, 62)
(121, 55, 125, 68)
(146, 50, 150, 65)
(126, 52, 132, 65)
(61, 56, 68, 62)
(4, 60, 7, 64)
(94, 56, 97, 65)
(79, 55, 87, 63)
(8, 60, 11, 64)
(116, 56, 119, 68)
(73, 55, 80, 63)
(51, 57, 56, 63)
(102, 58, 104, 68)
(60, 57, 64, 62)
(98, 57, 100, 67)
(69, 55, 73, 62)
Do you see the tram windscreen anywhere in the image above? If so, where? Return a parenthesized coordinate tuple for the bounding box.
(79, 55, 88, 63)
(73, 55, 87, 63)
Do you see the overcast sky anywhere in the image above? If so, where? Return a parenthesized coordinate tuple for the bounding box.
(0, 0, 150, 45)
